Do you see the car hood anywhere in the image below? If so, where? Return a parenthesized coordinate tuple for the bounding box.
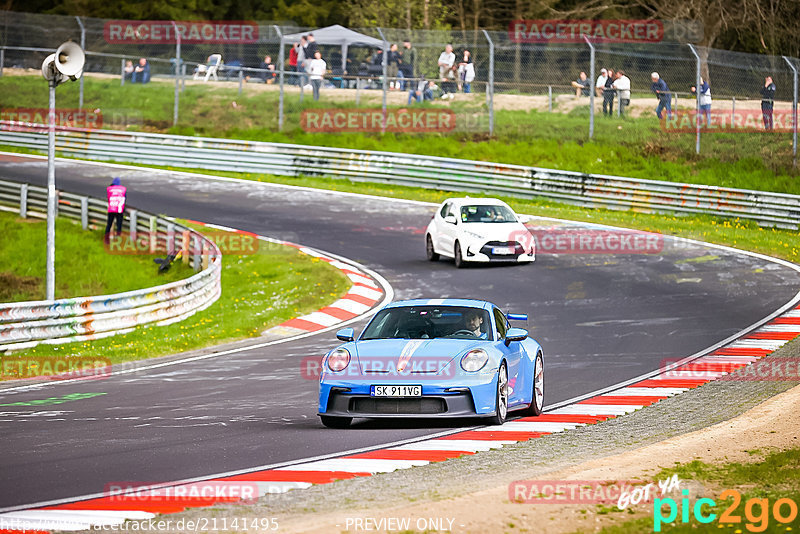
(352, 338, 485, 375)
(460, 222, 529, 242)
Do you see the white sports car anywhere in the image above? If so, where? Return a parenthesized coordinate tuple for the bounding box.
(425, 198, 535, 268)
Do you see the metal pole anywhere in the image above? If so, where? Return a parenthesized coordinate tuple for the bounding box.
(583, 35, 595, 139)
(275, 26, 284, 131)
(376, 28, 388, 134)
(181, 63, 186, 92)
(46, 80, 56, 301)
(171, 21, 180, 127)
(482, 29, 494, 136)
(548, 85, 552, 112)
(0, 48, 4, 77)
(732, 96, 736, 125)
(783, 56, 798, 166)
(76, 16, 85, 108)
(120, 58, 125, 86)
(688, 44, 701, 154)
(238, 69, 243, 94)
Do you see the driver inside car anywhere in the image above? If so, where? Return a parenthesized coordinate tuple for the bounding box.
(465, 309, 488, 339)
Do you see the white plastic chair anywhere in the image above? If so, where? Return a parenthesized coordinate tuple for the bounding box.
(193, 54, 222, 82)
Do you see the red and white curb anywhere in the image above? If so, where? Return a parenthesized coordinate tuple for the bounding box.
(185, 221, 385, 335)
(3, 304, 798, 533)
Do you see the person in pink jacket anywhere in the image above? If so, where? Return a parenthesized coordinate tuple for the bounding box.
(105, 177, 127, 241)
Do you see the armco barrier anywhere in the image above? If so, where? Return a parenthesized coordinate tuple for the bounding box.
(0, 178, 222, 352)
(1, 124, 800, 229)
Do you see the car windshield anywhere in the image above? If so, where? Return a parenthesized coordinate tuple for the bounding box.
(361, 306, 493, 341)
(460, 205, 517, 223)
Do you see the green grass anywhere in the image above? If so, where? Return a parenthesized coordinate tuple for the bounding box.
(582, 448, 800, 533)
(0, 210, 192, 301)
(1, 221, 351, 369)
(1, 74, 797, 194)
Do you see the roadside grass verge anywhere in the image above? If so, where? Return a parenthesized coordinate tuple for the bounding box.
(0, 222, 351, 369)
(0, 210, 192, 301)
(1, 75, 797, 194)
(582, 447, 800, 533)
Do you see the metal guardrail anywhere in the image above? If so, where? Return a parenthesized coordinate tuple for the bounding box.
(0, 177, 222, 352)
(1, 124, 800, 229)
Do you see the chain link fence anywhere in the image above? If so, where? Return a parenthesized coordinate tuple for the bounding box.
(0, 10, 797, 167)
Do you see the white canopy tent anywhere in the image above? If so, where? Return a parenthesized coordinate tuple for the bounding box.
(280, 25, 385, 75)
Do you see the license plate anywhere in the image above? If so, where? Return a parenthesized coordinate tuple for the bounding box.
(371, 385, 422, 397)
(492, 246, 515, 255)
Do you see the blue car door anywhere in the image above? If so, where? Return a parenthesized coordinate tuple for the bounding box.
(493, 308, 525, 406)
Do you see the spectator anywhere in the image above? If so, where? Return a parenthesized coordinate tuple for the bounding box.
(304, 33, 319, 62)
(595, 67, 607, 98)
(123, 60, 134, 82)
(690, 76, 712, 125)
(308, 50, 326, 101)
(438, 44, 456, 99)
(297, 36, 307, 86)
(613, 70, 631, 116)
(260, 55, 276, 84)
(408, 77, 435, 104)
(571, 71, 590, 97)
(131, 58, 150, 84)
(761, 76, 776, 130)
(603, 68, 615, 115)
(651, 72, 672, 120)
(388, 43, 400, 90)
(458, 50, 475, 93)
(105, 177, 126, 243)
(400, 40, 416, 90)
(288, 42, 299, 85)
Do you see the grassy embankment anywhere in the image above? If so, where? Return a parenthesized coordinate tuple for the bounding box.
(0, 214, 351, 371)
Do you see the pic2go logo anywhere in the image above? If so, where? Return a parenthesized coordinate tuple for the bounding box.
(654, 489, 799, 532)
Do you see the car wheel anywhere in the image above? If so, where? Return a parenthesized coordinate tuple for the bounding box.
(454, 241, 466, 268)
(522, 352, 544, 416)
(320, 415, 352, 428)
(426, 234, 439, 261)
(489, 362, 508, 425)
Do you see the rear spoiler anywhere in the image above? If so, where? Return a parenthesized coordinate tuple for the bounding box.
(507, 313, 528, 321)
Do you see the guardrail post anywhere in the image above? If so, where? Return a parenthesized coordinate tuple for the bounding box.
(201, 242, 209, 270)
(149, 216, 157, 254)
(120, 59, 125, 86)
(192, 235, 201, 271)
(19, 183, 28, 217)
(182, 230, 190, 264)
(80, 196, 88, 229)
(166, 222, 175, 254)
(129, 210, 137, 241)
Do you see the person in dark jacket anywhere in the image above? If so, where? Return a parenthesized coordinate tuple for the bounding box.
(602, 68, 615, 115)
(131, 58, 150, 84)
(760, 76, 776, 130)
(651, 72, 672, 120)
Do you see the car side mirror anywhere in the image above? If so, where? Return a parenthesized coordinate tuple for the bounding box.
(336, 328, 355, 342)
(505, 327, 528, 345)
(444, 214, 457, 225)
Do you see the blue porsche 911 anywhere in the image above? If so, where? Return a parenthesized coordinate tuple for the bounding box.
(317, 299, 544, 428)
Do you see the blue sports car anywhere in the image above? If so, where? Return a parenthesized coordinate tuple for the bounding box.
(317, 299, 544, 428)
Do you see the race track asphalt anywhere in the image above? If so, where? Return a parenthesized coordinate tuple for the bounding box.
(1, 156, 798, 509)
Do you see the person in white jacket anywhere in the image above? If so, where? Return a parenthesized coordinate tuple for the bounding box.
(612, 70, 631, 116)
(308, 51, 326, 101)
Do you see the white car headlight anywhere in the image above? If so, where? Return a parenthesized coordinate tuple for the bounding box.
(460, 348, 489, 372)
(327, 348, 351, 372)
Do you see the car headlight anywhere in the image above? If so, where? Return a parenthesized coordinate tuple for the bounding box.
(327, 348, 351, 372)
(460, 348, 489, 372)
